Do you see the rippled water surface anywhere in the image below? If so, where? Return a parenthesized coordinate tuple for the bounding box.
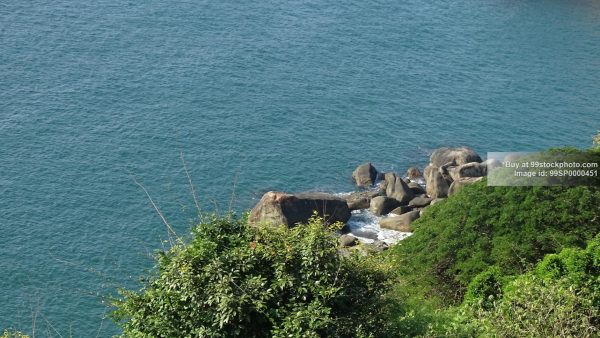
(2, 0, 600, 335)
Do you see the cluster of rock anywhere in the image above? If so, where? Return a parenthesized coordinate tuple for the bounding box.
(248, 146, 496, 247)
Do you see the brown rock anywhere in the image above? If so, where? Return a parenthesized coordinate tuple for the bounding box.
(424, 165, 450, 198)
(249, 191, 351, 227)
(352, 163, 379, 188)
(409, 196, 433, 207)
(345, 189, 384, 211)
(370, 196, 402, 216)
(379, 211, 420, 232)
(384, 173, 415, 204)
(430, 147, 482, 167)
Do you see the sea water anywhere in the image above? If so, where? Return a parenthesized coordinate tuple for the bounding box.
(2, 0, 600, 335)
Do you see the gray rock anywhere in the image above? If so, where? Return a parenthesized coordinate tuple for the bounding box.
(448, 162, 486, 181)
(249, 191, 351, 228)
(406, 167, 423, 180)
(390, 205, 413, 215)
(424, 165, 451, 198)
(352, 162, 379, 188)
(384, 173, 415, 204)
(379, 211, 420, 232)
(430, 147, 482, 167)
(339, 234, 358, 247)
(408, 182, 426, 195)
(448, 177, 484, 196)
(409, 196, 433, 207)
(345, 189, 384, 211)
(370, 196, 402, 216)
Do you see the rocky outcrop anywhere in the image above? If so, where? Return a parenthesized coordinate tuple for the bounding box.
(384, 173, 415, 204)
(352, 163, 379, 188)
(370, 196, 402, 216)
(379, 211, 420, 232)
(448, 177, 484, 196)
(345, 189, 384, 211)
(430, 147, 482, 167)
(249, 191, 351, 228)
(424, 165, 451, 198)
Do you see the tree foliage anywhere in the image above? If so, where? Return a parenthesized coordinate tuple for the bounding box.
(111, 214, 391, 337)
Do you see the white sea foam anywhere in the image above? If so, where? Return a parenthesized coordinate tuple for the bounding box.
(344, 208, 412, 245)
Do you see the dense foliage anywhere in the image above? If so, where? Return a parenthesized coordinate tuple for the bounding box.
(457, 234, 600, 337)
(389, 180, 600, 305)
(112, 215, 391, 337)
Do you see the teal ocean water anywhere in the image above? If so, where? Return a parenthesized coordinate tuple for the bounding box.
(2, 0, 600, 335)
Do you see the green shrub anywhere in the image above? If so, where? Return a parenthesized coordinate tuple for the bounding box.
(389, 180, 600, 305)
(463, 235, 600, 337)
(464, 266, 505, 309)
(111, 214, 391, 337)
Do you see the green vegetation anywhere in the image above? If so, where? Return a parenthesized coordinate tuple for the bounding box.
(389, 181, 600, 305)
(459, 234, 600, 337)
(112, 146, 599, 337)
(111, 215, 392, 337)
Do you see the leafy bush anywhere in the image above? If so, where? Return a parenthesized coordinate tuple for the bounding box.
(111, 214, 391, 337)
(462, 234, 600, 337)
(388, 180, 600, 305)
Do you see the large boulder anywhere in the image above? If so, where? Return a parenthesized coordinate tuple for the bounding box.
(430, 147, 482, 167)
(448, 177, 484, 196)
(379, 211, 420, 232)
(424, 165, 450, 198)
(249, 192, 351, 228)
(345, 189, 384, 211)
(384, 173, 415, 204)
(370, 196, 402, 216)
(352, 162, 379, 188)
